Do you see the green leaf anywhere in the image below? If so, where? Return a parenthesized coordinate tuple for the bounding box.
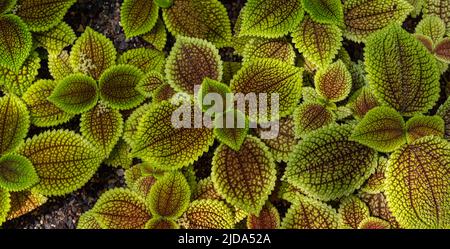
(77, 211, 102, 229)
(0, 14, 32, 72)
(117, 47, 165, 73)
(0, 94, 30, 155)
(15, 0, 76, 32)
(80, 103, 124, 158)
(48, 73, 99, 114)
(166, 36, 222, 95)
(123, 103, 152, 146)
(142, 18, 167, 51)
(358, 217, 391, 229)
(423, 0, 450, 34)
(98, 65, 146, 110)
(91, 188, 152, 229)
(343, 0, 413, 42)
(145, 217, 179, 229)
(162, 0, 232, 48)
(104, 139, 133, 169)
(239, 0, 304, 38)
(136, 71, 165, 98)
(361, 156, 388, 194)
(437, 97, 450, 139)
(0, 189, 10, 225)
(434, 37, 450, 63)
(124, 164, 144, 187)
(148, 171, 191, 218)
(281, 195, 339, 229)
(365, 25, 440, 116)
(7, 190, 47, 220)
(70, 27, 117, 79)
(246, 202, 280, 229)
(359, 192, 401, 228)
(211, 136, 276, 214)
(152, 83, 176, 103)
(293, 102, 335, 138)
(132, 101, 215, 170)
(179, 199, 234, 229)
(351, 106, 407, 153)
(243, 38, 296, 65)
(213, 109, 249, 151)
(48, 50, 74, 80)
(19, 130, 103, 196)
(314, 60, 352, 102)
(0, 0, 16, 13)
(154, 0, 173, 8)
(301, 0, 344, 25)
(347, 86, 380, 119)
(0, 154, 38, 192)
(131, 175, 157, 199)
(292, 16, 342, 69)
(405, 115, 445, 143)
(222, 62, 242, 85)
(34, 21, 76, 52)
(415, 15, 446, 43)
(338, 195, 370, 229)
(120, 0, 159, 38)
(285, 124, 378, 201)
(193, 177, 222, 200)
(0, 51, 40, 97)
(407, 0, 424, 17)
(197, 78, 232, 114)
(385, 136, 450, 228)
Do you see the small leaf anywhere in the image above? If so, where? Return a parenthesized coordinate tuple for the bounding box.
(281, 195, 339, 229)
(222, 62, 242, 85)
(0, 51, 41, 96)
(301, 86, 320, 103)
(293, 102, 335, 138)
(213, 109, 249, 151)
(0, 189, 10, 225)
(77, 211, 102, 229)
(351, 106, 407, 153)
(285, 124, 378, 201)
(246, 202, 280, 229)
(437, 97, 450, 139)
(104, 139, 133, 169)
(48, 73, 99, 114)
(70, 27, 117, 79)
(120, 0, 159, 38)
(148, 171, 191, 218)
(434, 37, 450, 63)
(0, 94, 30, 155)
(124, 164, 144, 187)
(154, 0, 173, 8)
(0, 0, 16, 13)
(338, 195, 370, 229)
(123, 103, 152, 146)
(19, 130, 103, 196)
(91, 188, 151, 229)
(7, 190, 47, 220)
(152, 83, 176, 103)
(292, 16, 342, 68)
(361, 157, 388, 194)
(142, 18, 167, 51)
(359, 192, 401, 228)
(211, 136, 276, 214)
(117, 47, 165, 73)
(423, 0, 450, 34)
(415, 15, 446, 43)
(0, 154, 38, 192)
(179, 199, 234, 229)
(239, 0, 304, 38)
(48, 50, 73, 80)
(131, 175, 157, 199)
(314, 60, 352, 102)
(166, 36, 222, 95)
(347, 86, 380, 119)
(198, 78, 233, 114)
(145, 217, 179, 229)
(301, 0, 344, 25)
(33, 21, 76, 52)
(193, 177, 222, 201)
(358, 217, 391, 229)
(243, 38, 296, 64)
(136, 71, 165, 98)
(405, 115, 445, 143)
(0, 14, 32, 72)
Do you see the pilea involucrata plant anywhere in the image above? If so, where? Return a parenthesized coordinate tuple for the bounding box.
(1, 0, 450, 230)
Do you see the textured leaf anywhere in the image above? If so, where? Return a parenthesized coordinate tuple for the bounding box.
(198, 78, 232, 114)
(70, 27, 117, 79)
(423, 0, 450, 33)
(117, 48, 165, 73)
(142, 18, 167, 51)
(361, 157, 388, 194)
(385, 136, 450, 228)
(0, 0, 16, 13)
(285, 124, 378, 201)
(22, 79, 74, 127)
(80, 103, 124, 158)
(222, 62, 242, 85)
(437, 97, 450, 139)
(99, 65, 145, 110)
(301, 86, 320, 103)
(292, 16, 342, 69)
(358, 217, 391, 229)
(6, 190, 47, 220)
(193, 177, 222, 201)
(124, 164, 144, 187)
(405, 115, 445, 143)
(415, 15, 446, 43)
(0, 154, 38, 192)
(34, 21, 76, 52)
(359, 192, 401, 228)
(132, 101, 214, 169)
(91, 188, 151, 229)
(148, 171, 190, 218)
(179, 199, 234, 229)
(365, 25, 440, 116)
(120, 0, 159, 38)
(123, 103, 152, 146)
(136, 71, 165, 98)
(48, 73, 99, 114)
(152, 83, 176, 103)
(213, 109, 249, 151)
(281, 195, 339, 229)
(77, 211, 102, 229)
(315, 60, 352, 102)
(343, 0, 413, 42)
(162, 0, 232, 48)
(145, 217, 179, 229)
(0, 51, 40, 96)
(19, 130, 103, 196)
(211, 136, 276, 214)
(338, 195, 370, 229)
(239, 0, 304, 38)
(301, 0, 344, 25)
(351, 106, 407, 153)
(434, 37, 450, 63)
(48, 50, 73, 80)
(131, 175, 157, 199)
(166, 36, 222, 94)
(293, 102, 335, 138)
(0, 94, 30, 155)
(104, 139, 133, 169)
(407, 0, 424, 17)
(0, 14, 32, 72)
(0, 189, 10, 225)
(15, 0, 76, 31)
(243, 38, 296, 64)
(246, 202, 280, 229)
(347, 86, 380, 119)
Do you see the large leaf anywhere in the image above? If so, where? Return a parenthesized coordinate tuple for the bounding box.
(301, 0, 344, 25)
(117, 48, 165, 73)
(19, 130, 103, 196)
(0, 94, 30, 155)
(0, 189, 10, 225)
(0, 14, 32, 72)
(179, 199, 234, 229)
(365, 25, 440, 116)
(405, 115, 445, 143)
(314, 60, 352, 102)
(0, 51, 40, 96)
(7, 190, 47, 220)
(338, 195, 370, 229)
(33, 21, 76, 52)
(293, 102, 335, 138)
(120, 0, 159, 38)
(0, 154, 38, 192)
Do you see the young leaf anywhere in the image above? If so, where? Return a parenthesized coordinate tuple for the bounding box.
(434, 37, 450, 63)
(193, 177, 223, 201)
(22, 79, 74, 127)
(243, 38, 296, 65)
(142, 18, 167, 51)
(281, 195, 339, 229)
(7, 190, 47, 220)
(0, 94, 30, 155)
(246, 203, 280, 229)
(211, 136, 277, 214)
(152, 83, 176, 103)
(91, 188, 151, 229)
(423, 0, 450, 34)
(120, 0, 159, 38)
(145, 217, 179, 229)
(0, 0, 16, 13)
(19, 130, 103, 196)
(80, 103, 124, 158)
(33, 21, 76, 52)
(239, 0, 304, 38)
(415, 15, 446, 43)
(222, 62, 242, 85)
(117, 48, 165, 73)
(15, 0, 76, 32)
(165, 36, 222, 94)
(123, 103, 152, 146)
(314, 60, 352, 102)
(0, 51, 40, 96)
(136, 71, 165, 98)
(0, 14, 32, 72)
(405, 115, 445, 143)
(98, 65, 145, 110)
(48, 50, 73, 80)
(437, 97, 450, 139)
(0, 154, 38, 192)
(338, 195, 370, 229)
(347, 86, 380, 119)
(415, 34, 434, 53)
(293, 102, 335, 138)
(343, 0, 413, 42)
(162, 0, 232, 48)
(365, 25, 440, 116)
(213, 109, 249, 151)
(350, 106, 407, 153)
(361, 157, 388, 194)
(301, 0, 344, 25)
(359, 192, 401, 228)
(292, 16, 342, 69)
(124, 165, 144, 187)
(179, 199, 234, 229)
(132, 101, 214, 170)
(198, 78, 233, 115)
(131, 175, 157, 199)
(148, 171, 191, 218)
(0, 189, 10, 225)
(385, 136, 450, 229)
(104, 139, 133, 169)
(358, 217, 391, 229)
(77, 211, 102, 229)
(285, 124, 377, 201)
(48, 73, 99, 114)
(70, 27, 117, 79)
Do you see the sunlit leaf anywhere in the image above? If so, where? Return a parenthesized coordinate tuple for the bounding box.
(6, 190, 47, 220)
(0, 94, 30, 155)
(145, 217, 179, 229)
(117, 47, 165, 73)
(247, 202, 280, 229)
(213, 109, 249, 151)
(136, 71, 165, 98)
(405, 115, 445, 143)
(48, 50, 73, 80)
(0, 14, 32, 72)
(34, 21, 76, 52)
(179, 199, 234, 229)
(293, 102, 335, 138)
(315, 60, 352, 102)
(301, 0, 344, 25)
(338, 195, 370, 229)
(243, 38, 296, 64)
(142, 18, 167, 51)
(0, 51, 40, 96)
(0, 154, 38, 192)
(415, 15, 446, 43)
(120, 0, 159, 38)
(358, 217, 391, 229)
